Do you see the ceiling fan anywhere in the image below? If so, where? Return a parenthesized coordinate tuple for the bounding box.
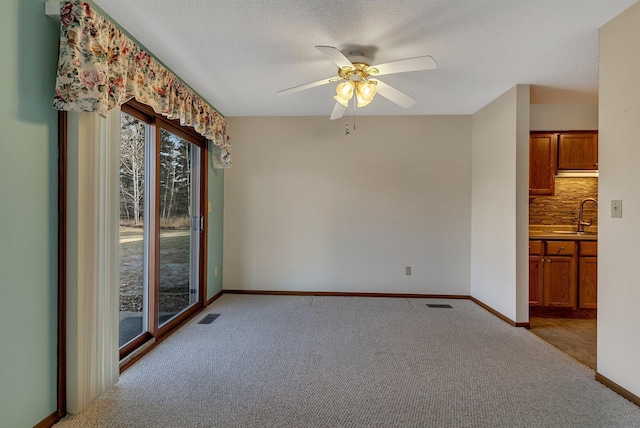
(277, 46, 437, 120)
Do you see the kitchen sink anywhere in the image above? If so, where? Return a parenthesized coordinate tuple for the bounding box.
(552, 230, 597, 235)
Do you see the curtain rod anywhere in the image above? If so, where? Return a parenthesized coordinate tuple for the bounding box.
(45, 2, 60, 16)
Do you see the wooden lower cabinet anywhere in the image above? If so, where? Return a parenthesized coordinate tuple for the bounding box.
(579, 257, 597, 309)
(579, 241, 598, 309)
(529, 255, 544, 306)
(529, 241, 543, 306)
(543, 256, 576, 308)
(529, 240, 579, 309)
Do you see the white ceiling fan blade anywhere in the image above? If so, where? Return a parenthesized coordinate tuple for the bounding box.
(370, 56, 436, 76)
(330, 102, 346, 120)
(277, 77, 339, 96)
(315, 45, 353, 69)
(374, 80, 416, 108)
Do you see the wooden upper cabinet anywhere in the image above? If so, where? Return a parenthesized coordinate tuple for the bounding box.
(557, 132, 598, 170)
(529, 133, 557, 195)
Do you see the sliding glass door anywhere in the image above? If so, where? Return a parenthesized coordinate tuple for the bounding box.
(119, 102, 206, 358)
(119, 112, 149, 347)
(158, 128, 201, 326)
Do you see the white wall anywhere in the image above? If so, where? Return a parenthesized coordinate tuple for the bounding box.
(470, 85, 530, 323)
(224, 116, 472, 294)
(598, 1, 640, 395)
(530, 104, 598, 131)
(515, 87, 531, 323)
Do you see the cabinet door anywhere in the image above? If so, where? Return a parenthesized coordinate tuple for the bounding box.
(543, 256, 577, 308)
(529, 256, 544, 306)
(530, 133, 557, 195)
(557, 133, 598, 170)
(579, 256, 597, 309)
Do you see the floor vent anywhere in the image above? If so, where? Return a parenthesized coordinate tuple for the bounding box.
(198, 314, 220, 324)
(426, 304, 453, 309)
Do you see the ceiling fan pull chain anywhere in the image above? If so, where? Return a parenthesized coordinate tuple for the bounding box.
(345, 121, 350, 136)
(353, 99, 356, 133)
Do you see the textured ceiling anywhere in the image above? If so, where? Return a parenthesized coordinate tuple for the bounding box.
(92, 0, 637, 118)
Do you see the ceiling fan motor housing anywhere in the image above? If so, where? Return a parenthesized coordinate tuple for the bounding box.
(346, 53, 371, 65)
(338, 63, 377, 82)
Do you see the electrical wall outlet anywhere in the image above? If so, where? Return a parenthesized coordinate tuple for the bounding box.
(611, 200, 622, 218)
(214, 266, 218, 276)
(405, 266, 412, 276)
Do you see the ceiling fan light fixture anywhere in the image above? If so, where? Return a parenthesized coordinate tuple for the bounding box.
(277, 46, 437, 120)
(356, 80, 377, 107)
(334, 80, 355, 107)
(334, 95, 350, 107)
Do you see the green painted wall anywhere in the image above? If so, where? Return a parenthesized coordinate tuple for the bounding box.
(0, 2, 226, 424)
(208, 166, 224, 300)
(0, 0, 60, 426)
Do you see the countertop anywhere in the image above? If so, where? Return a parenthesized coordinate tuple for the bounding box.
(529, 225, 597, 241)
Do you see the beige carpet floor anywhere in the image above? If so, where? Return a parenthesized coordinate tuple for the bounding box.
(55, 295, 640, 427)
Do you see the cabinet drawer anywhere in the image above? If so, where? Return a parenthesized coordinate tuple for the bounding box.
(546, 241, 575, 255)
(529, 240, 543, 255)
(580, 241, 597, 256)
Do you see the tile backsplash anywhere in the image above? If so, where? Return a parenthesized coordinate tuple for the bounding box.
(529, 177, 598, 225)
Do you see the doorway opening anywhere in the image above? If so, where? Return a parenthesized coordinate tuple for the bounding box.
(528, 131, 598, 370)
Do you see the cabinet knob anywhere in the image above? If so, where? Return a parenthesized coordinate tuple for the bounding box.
(560, 246, 565, 250)
(547, 259, 551, 263)
(540, 259, 544, 262)
(595, 163, 598, 167)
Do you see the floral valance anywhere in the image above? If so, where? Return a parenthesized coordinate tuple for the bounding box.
(53, 0, 231, 167)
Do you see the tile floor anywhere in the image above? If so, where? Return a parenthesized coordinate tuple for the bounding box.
(529, 317, 597, 370)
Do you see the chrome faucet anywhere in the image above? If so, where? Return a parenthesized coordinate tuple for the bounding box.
(577, 198, 598, 233)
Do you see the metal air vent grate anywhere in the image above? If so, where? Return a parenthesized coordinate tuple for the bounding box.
(198, 314, 220, 324)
